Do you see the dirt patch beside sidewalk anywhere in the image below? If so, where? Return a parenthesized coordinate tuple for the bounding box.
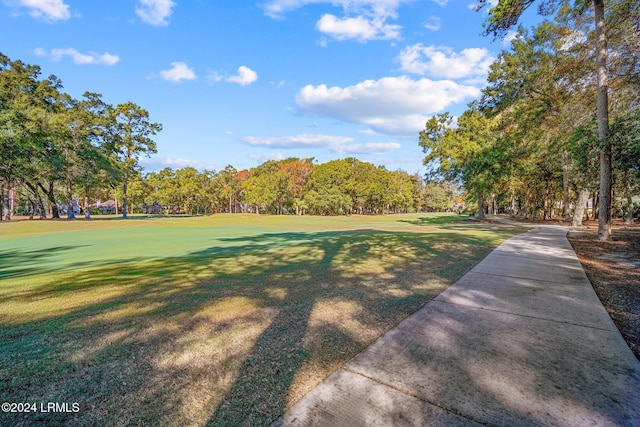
(567, 221, 640, 361)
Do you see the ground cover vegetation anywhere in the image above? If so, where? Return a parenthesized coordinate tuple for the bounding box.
(0, 213, 528, 426)
(422, 0, 640, 241)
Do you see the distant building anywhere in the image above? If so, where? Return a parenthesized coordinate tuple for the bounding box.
(141, 202, 162, 214)
(91, 200, 117, 214)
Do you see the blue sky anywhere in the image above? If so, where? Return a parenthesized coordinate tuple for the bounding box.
(1, 0, 526, 174)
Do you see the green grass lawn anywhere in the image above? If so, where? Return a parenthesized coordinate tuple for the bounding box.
(0, 213, 527, 426)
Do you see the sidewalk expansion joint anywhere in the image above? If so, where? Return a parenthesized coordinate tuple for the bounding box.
(437, 300, 616, 332)
(341, 366, 496, 427)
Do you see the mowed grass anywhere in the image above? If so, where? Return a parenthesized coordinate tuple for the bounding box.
(0, 213, 527, 426)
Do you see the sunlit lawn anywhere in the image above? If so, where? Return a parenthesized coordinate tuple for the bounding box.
(0, 213, 527, 426)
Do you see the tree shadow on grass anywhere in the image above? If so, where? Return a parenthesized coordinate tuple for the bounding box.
(0, 246, 92, 279)
(0, 228, 517, 427)
(276, 228, 640, 426)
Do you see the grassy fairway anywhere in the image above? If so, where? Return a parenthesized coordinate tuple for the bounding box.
(0, 213, 527, 426)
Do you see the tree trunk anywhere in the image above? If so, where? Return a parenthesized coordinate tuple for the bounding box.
(85, 196, 91, 219)
(0, 185, 5, 221)
(3, 187, 10, 221)
(562, 151, 570, 218)
(8, 187, 14, 220)
(573, 189, 590, 227)
(26, 182, 46, 219)
(544, 184, 549, 220)
(122, 174, 128, 218)
(477, 192, 485, 219)
(594, 0, 612, 240)
(67, 179, 75, 220)
(625, 170, 633, 225)
(39, 182, 60, 219)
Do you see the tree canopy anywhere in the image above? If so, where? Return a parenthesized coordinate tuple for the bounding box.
(420, 0, 639, 227)
(0, 52, 161, 220)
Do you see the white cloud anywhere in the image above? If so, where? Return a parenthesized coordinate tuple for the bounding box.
(206, 71, 224, 84)
(226, 66, 258, 86)
(468, 0, 498, 11)
(248, 152, 286, 163)
(295, 76, 480, 136)
(316, 13, 401, 41)
(397, 44, 494, 80)
(139, 156, 215, 171)
(135, 0, 176, 26)
(358, 129, 376, 135)
(208, 67, 258, 86)
(243, 133, 400, 155)
(503, 30, 520, 46)
(424, 16, 440, 31)
(18, 0, 70, 22)
(263, 0, 407, 41)
(244, 134, 353, 149)
(262, 0, 404, 19)
(159, 62, 196, 82)
(341, 142, 401, 154)
(34, 48, 120, 65)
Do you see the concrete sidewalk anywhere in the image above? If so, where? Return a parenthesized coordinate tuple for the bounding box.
(272, 226, 640, 426)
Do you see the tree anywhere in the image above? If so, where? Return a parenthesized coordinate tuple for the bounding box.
(479, 15, 601, 221)
(216, 165, 241, 213)
(610, 112, 640, 224)
(420, 109, 502, 218)
(0, 53, 62, 219)
(74, 93, 119, 218)
(280, 158, 315, 215)
(48, 92, 114, 219)
(388, 170, 415, 213)
(146, 167, 176, 212)
(106, 102, 161, 218)
(477, 0, 613, 238)
(304, 159, 355, 215)
(352, 160, 386, 214)
(423, 182, 451, 212)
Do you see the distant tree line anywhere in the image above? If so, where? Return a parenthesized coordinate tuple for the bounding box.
(1, 52, 458, 219)
(105, 158, 459, 216)
(422, 0, 640, 238)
